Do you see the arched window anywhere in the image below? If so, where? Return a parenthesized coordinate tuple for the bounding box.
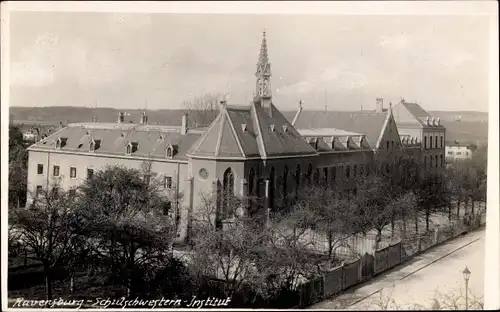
(307, 163, 313, 185)
(283, 166, 288, 203)
(295, 165, 301, 198)
(248, 168, 255, 216)
(424, 136, 427, 149)
(222, 168, 234, 220)
(435, 136, 438, 148)
(55, 138, 61, 149)
(440, 136, 443, 148)
(126, 144, 132, 155)
(430, 136, 433, 149)
(440, 154, 444, 167)
(314, 168, 320, 184)
(89, 141, 95, 152)
(269, 167, 275, 211)
(435, 155, 438, 167)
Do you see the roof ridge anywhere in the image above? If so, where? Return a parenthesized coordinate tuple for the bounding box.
(188, 112, 223, 155)
(223, 108, 247, 157)
(214, 112, 226, 157)
(251, 102, 267, 158)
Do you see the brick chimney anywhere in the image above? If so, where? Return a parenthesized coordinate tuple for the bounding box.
(181, 113, 188, 135)
(376, 98, 384, 113)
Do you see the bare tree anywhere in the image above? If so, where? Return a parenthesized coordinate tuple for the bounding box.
(76, 165, 176, 297)
(294, 185, 357, 259)
(182, 93, 223, 127)
(10, 183, 80, 300)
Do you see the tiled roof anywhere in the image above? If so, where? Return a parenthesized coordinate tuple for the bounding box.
(188, 100, 317, 159)
(28, 123, 202, 161)
(288, 110, 388, 148)
(395, 101, 444, 128)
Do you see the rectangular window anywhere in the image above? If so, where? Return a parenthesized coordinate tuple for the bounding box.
(144, 174, 151, 185)
(386, 141, 390, 150)
(440, 136, 443, 148)
(37, 164, 44, 175)
(353, 165, 358, 176)
(36, 185, 43, 198)
(53, 165, 60, 176)
(87, 168, 94, 179)
(164, 176, 173, 189)
(331, 167, 337, 182)
(163, 201, 172, 215)
(456, 152, 462, 155)
(424, 137, 427, 149)
(391, 141, 394, 149)
(52, 187, 59, 199)
(345, 165, 350, 179)
(323, 168, 328, 182)
(70, 167, 77, 178)
(448, 151, 453, 155)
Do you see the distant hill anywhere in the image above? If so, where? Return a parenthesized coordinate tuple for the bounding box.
(9, 106, 489, 146)
(427, 110, 488, 123)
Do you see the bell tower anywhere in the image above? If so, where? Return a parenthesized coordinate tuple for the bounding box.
(255, 31, 272, 108)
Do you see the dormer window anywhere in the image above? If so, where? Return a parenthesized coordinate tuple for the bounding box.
(241, 124, 247, 132)
(166, 144, 177, 158)
(282, 125, 288, 133)
(269, 124, 275, 132)
(55, 137, 67, 149)
(126, 142, 138, 155)
(158, 134, 164, 141)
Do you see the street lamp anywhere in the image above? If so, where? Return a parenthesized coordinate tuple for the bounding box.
(463, 266, 471, 310)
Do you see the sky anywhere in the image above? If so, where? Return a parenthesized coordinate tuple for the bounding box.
(8, 10, 492, 112)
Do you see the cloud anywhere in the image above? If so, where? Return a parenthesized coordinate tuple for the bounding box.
(443, 51, 474, 70)
(11, 33, 123, 87)
(378, 34, 410, 50)
(11, 61, 55, 87)
(278, 67, 367, 96)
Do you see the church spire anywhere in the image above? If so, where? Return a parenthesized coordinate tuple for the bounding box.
(255, 31, 272, 103)
(257, 30, 269, 72)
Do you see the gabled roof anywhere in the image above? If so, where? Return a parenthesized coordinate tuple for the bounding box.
(288, 110, 388, 148)
(187, 100, 317, 159)
(394, 101, 445, 128)
(28, 123, 202, 161)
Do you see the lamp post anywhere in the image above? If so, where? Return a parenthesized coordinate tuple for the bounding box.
(463, 266, 471, 310)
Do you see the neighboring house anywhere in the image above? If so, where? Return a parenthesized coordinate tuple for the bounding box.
(392, 100, 446, 171)
(26, 32, 446, 242)
(445, 145, 473, 161)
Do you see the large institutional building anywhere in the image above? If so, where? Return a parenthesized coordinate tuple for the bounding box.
(26, 32, 446, 241)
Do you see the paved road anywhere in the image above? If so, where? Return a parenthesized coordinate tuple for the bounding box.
(311, 229, 485, 310)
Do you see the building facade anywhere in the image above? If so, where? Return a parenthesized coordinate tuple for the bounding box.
(26, 32, 446, 241)
(445, 145, 473, 161)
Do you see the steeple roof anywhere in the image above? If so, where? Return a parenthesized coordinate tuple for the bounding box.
(256, 31, 271, 76)
(187, 102, 317, 160)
